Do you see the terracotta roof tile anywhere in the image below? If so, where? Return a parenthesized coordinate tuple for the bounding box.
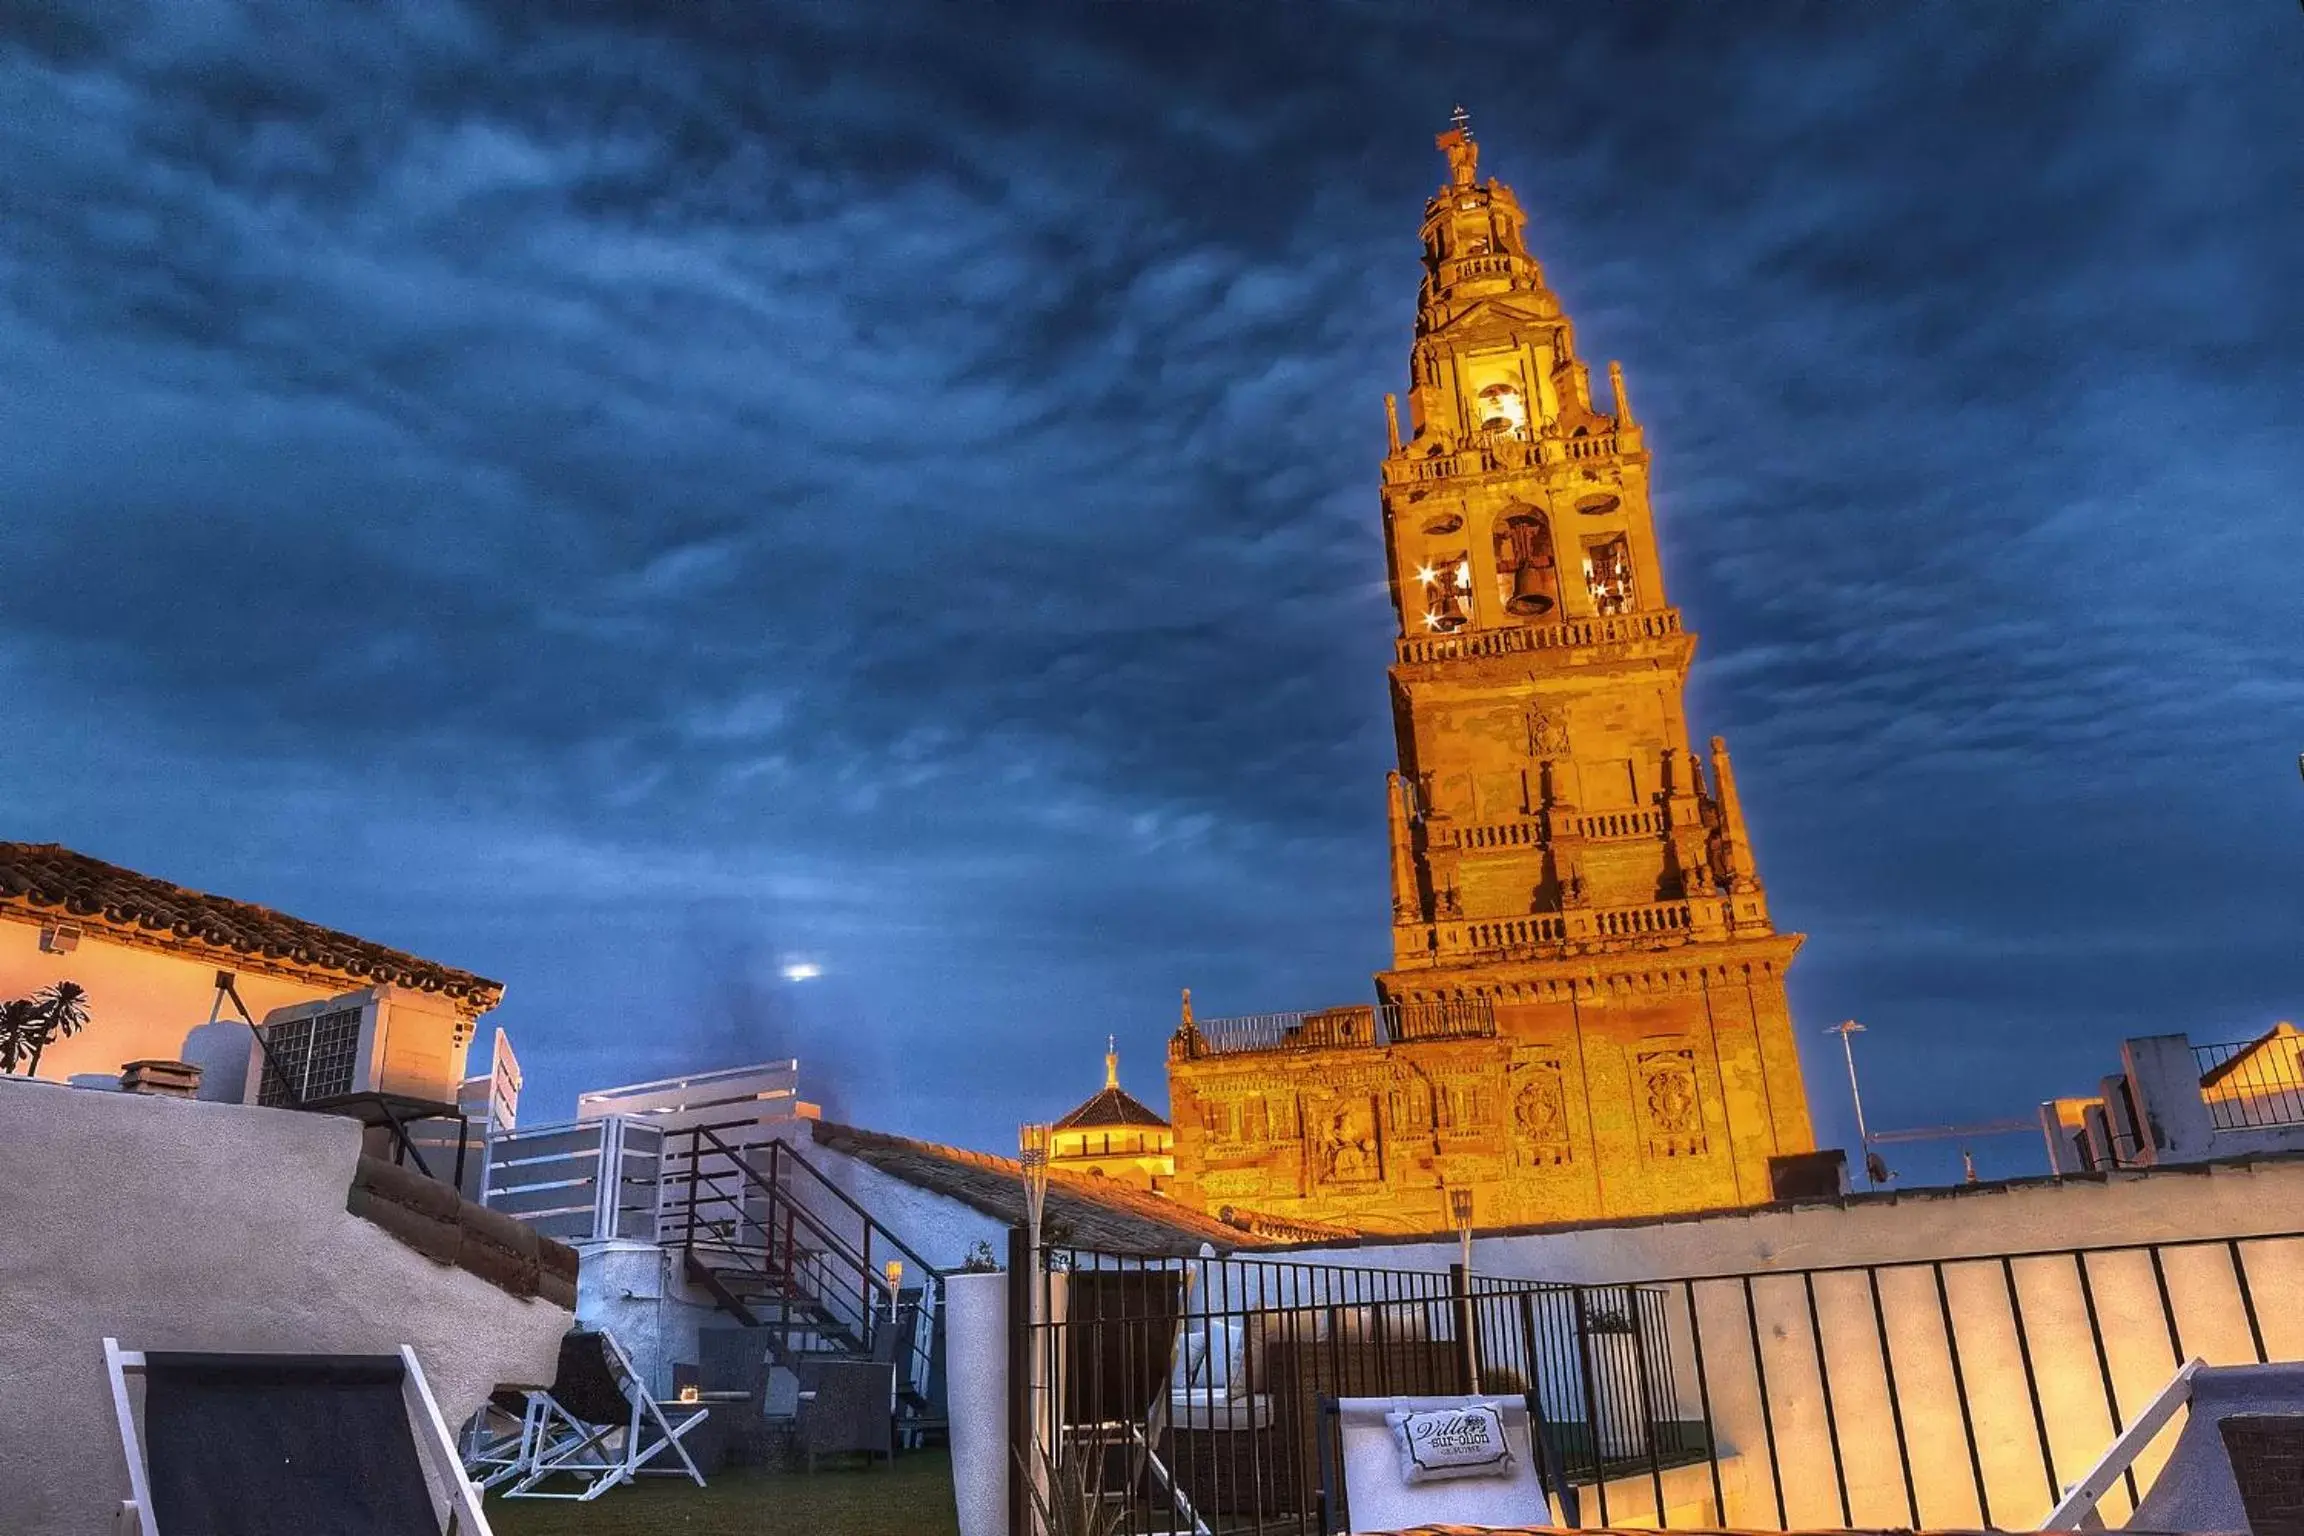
(1054, 1084, 1169, 1130)
(0, 842, 502, 1013)
(807, 1119, 1263, 1256)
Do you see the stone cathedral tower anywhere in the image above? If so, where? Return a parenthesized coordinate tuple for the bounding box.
(1166, 119, 1817, 1234)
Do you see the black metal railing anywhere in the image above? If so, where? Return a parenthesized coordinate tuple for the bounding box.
(1187, 998, 1498, 1058)
(1011, 1247, 1681, 1536)
(1007, 1228, 2304, 1534)
(2195, 1035, 2304, 1129)
(662, 1126, 945, 1423)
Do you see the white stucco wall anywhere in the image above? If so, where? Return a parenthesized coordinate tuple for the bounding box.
(571, 1237, 727, 1400)
(0, 1076, 572, 1536)
(794, 1124, 1010, 1272)
(0, 914, 342, 1094)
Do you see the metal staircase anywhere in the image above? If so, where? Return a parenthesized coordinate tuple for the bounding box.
(662, 1126, 946, 1437)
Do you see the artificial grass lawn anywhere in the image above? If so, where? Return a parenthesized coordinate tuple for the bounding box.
(486, 1449, 962, 1535)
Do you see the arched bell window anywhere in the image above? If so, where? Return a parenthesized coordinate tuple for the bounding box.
(1414, 551, 1473, 631)
(1476, 381, 1528, 440)
(1494, 510, 1557, 617)
(1584, 534, 1634, 615)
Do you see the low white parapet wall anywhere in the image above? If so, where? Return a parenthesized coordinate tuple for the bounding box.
(1275, 1155, 2304, 1531)
(0, 1075, 571, 1536)
(1277, 1151, 2304, 1283)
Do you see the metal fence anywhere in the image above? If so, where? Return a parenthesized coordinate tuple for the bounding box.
(1183, 1000, 1498, 1059)
(2195, 1036, 2304, 1129)
(1012, 1247, 1683, 1536)
(1010, 1229, 2304, 1534)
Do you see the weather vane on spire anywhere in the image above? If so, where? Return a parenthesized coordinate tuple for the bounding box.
(1437, 105, 1479, 186)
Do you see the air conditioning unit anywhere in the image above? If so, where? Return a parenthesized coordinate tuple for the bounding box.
(240, 985, 473, 1109)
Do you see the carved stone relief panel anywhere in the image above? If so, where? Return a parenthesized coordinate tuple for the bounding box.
(1306, 1093, 1384, 1185)
(1436, 1072, 1502, 1137)
(1525, 706, 1571, 760)
(1387, 1068, 1436, 1138)
(1197, 1077, 1295, 1150)
(1636, 1046, 1708, 1158)
(1508, 1053, 1572, 1167)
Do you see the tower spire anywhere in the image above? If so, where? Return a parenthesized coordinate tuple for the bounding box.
(1709, 735, 1761, 894)
(1105, 1035, 1119, 1090)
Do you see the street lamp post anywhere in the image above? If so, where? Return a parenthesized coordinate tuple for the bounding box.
(1017, 1123, 1053, 1533)
(1824, 1019, 1876, 1185)
(1018, 1122, 1052, 1271)
(1448, 1187, 1478, 1388)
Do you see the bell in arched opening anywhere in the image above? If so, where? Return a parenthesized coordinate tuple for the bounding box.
(1495, 510, 1557, 617)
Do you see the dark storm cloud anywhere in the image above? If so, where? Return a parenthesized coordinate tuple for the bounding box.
(1, 1, 2297, 1161)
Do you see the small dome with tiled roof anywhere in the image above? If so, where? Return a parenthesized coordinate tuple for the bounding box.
(1054, 1038, 1170, 1131)
(1048, 1040, 1176, 1192)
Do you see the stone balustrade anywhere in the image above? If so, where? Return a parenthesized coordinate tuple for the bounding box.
(1428, 896, 1738, 963)
(1559, 807, 1667, 842)
(1381, 429, 1624, 488)
(1396, 606, 1683, 665)
(1434, 807, 1667, 853)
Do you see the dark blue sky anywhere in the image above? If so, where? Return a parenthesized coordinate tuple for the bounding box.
(4, 2, 2298, 1181)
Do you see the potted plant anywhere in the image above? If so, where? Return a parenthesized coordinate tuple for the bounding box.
(1015, 1438, 1126, 1536)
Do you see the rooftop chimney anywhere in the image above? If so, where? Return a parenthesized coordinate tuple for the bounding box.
(119, 1060, 203, 1100)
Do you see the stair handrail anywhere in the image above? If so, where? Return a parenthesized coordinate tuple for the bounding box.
(665, 1125, 948, 1327)
(762, 1135, 948, 1283)
(667, 1125, 943, 1405)
(669, 1128, 900, 1305)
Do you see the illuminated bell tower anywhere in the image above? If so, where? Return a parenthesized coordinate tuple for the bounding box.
(1372, 113, 1816, 1217)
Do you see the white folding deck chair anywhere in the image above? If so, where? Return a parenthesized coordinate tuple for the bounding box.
(458, 1387, 544, 1491)
(104, 1337, 491, 1536)
(2043, 1357, 2304, 1532)
(501, 1326, 710, 1501)
(1319, 1393, 1565, 1535)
